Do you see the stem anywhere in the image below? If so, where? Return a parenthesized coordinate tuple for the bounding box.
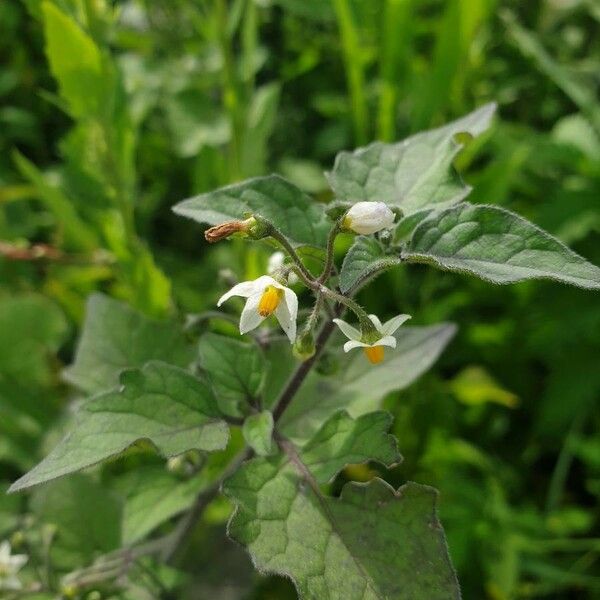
(318, 222, 340, 284)
(266, 225, 315, 283)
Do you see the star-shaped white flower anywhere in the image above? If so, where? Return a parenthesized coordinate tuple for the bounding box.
(218, 275, 298, 343)
(333, 313, 411, 363)
(0, 541, 28, 591)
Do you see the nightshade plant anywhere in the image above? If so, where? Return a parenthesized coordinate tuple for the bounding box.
(9, 103, 600, 599)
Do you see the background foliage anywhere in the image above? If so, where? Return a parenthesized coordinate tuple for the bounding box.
(1, 0, 599, 598)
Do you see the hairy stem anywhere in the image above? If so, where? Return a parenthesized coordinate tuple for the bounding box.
(318, 222, 341, 284)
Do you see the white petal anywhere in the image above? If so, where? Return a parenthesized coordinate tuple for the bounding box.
(239, 294, 265, 334)
(0, 542, 10, 562)
(374, 335, 397, 349)
(282, 287, 298, 321)
(275, 297, 297, 343)
(368, 314, 383, 332)
(333, 319, 361, 341)
(381, 314, 412, 336)
(267, 251, 285, 274)
(8, 554, 27, 571)
(217, 280, 259, 306)
(343, 340, 368, 352)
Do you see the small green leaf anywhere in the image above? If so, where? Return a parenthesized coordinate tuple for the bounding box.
(242, 411, 274, 457)
(116, 466, 206, 544)
(9, 362, 229, 492)
(198, 333, 265, 417)
(31, 475, 121, 570)
(339, 236, 401, 294)
(300, 411, 400, 483)
(328, 103, 496, 214)
(403, 203, 600, 289)
(172, 174, 330, 249)
(279, 324, 457, 441)
(64, 294, 194, 395)
(224, 412, 457, 600)
(41, 1, 108, 118)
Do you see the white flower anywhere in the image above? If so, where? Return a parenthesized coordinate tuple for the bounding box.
(267, 251, 298, 284)
(218, 275, 298, 343)
(343, 201, 395, 235)
(0, 541, 27, 591)
(333, 313, 411, 364)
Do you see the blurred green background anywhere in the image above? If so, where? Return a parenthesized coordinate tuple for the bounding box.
(1, 1, 599, 598)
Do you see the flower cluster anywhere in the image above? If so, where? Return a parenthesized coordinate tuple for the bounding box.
(215, 201, 410, 364)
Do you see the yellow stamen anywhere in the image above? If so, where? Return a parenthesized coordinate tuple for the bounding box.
(258, 285, 283, 317)
(363, 345, 384, 364)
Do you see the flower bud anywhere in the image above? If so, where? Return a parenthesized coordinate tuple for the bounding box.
(342, 201, 395, 235)
(293, 330, 316, 361)
(204, 217, 265, 243)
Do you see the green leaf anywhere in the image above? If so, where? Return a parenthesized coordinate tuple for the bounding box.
(41, 1, 108, 119)
(339, 236, 401, 294)
(224, 413, 458, 599)
(116, 466, 205, 544)
(64, 293, 195, 395)
(9, 362, 229, 492)
(300, 411, 400, 483)
(328, 103, 496, 214)
(403, 204, 600, 289)
(242, 411, 274, 457)
(198, 333, 265, 417)
(31, 475, 121, 570)
(172, 174, 330, 249)
(278, 324, 457, 441)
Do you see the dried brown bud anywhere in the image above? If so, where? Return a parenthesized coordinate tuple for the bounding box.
(204, 221, 247, 243)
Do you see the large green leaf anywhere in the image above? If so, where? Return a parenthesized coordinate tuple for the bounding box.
(41, 1, 108, 119)
(403, 204, 600, 289)
(327, 103, 496, 214)
(172, 174, 330, 249)
(198, 333, 265, 417)
(64, 294, 194, 395)
(278, 324, 457, 441)
(339, 236, 401, 294)
(224, 412, 458, 599)
(9, 362, 229, 492)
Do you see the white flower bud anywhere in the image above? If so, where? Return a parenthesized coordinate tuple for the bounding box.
(342, 201, 395, 235)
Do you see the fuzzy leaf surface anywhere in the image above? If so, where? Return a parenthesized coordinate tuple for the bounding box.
(173, 174, 330, 248)
(64, 294, 194, 394)
(403, 203, 600, 289)
(339, 236, 401, 294)
(10, 362, 229, 492)
(328, 103, 495, 214)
